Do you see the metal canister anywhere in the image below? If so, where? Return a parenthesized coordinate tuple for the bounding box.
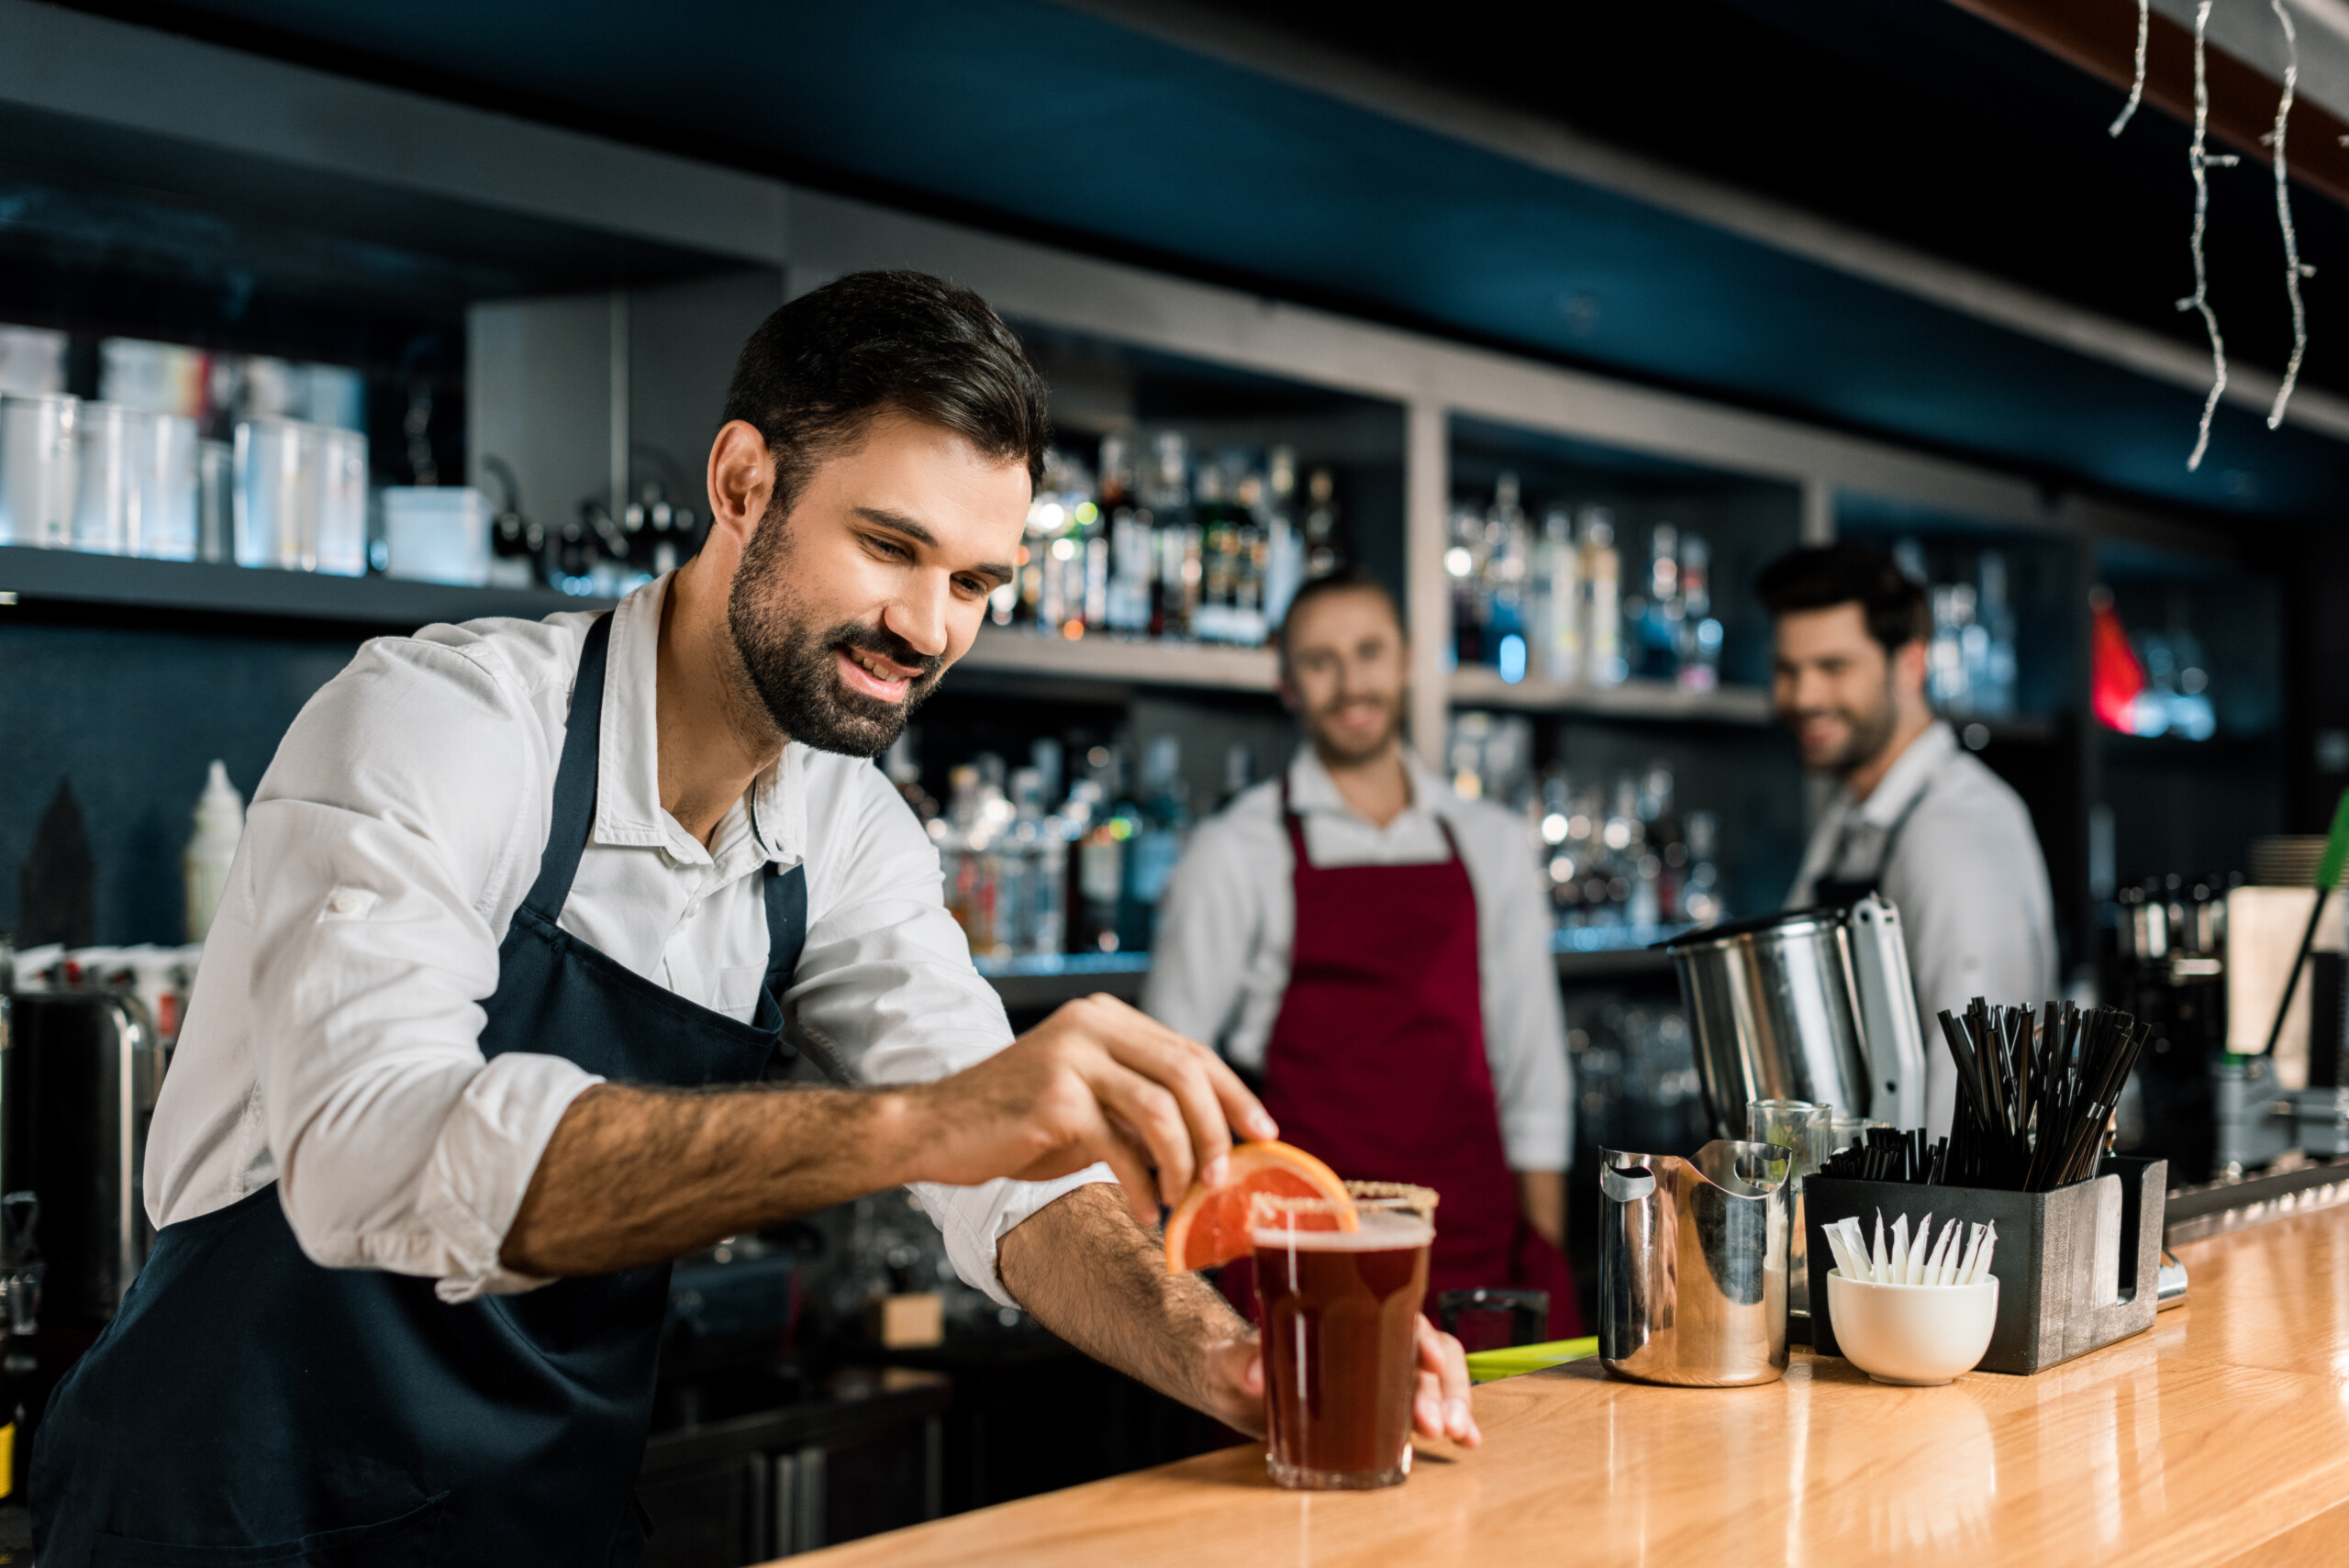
(1664, 907, 1875, 1140)
(1598, 1140, 1790, 1386)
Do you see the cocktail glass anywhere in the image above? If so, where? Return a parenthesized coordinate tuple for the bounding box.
(1251, 1181, 1438, 1491)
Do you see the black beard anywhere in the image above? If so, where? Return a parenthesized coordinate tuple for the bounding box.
(1809, 677, 1900, 777)
(726, 518, 945, 757)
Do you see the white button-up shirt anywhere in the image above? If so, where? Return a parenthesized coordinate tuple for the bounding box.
(148, 574, 1105, 1306)
(1787, 719, 2058, 1134)
(1141, 746, 1571, 1171)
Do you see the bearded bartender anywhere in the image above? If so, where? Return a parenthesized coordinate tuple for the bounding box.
(1758, 543, 2058, 1135)
(1144, 571, 1578, 1338)
(32, 273, 1477, 1563)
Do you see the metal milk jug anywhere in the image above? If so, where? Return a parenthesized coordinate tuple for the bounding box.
(1598, 1140, 1791, 1386)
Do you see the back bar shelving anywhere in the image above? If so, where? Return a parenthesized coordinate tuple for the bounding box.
(0, 0, 2308, 1018)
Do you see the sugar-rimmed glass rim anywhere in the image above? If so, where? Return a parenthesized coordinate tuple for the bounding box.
(1250, 1180, 1439, 1227)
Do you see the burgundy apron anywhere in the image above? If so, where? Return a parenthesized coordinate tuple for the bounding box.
(1225, 780, 1578, 1340)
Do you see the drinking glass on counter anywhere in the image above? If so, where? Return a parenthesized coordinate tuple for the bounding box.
(1748, 1100, 1832, 1321)
(1252, 1182, 1437, 1491)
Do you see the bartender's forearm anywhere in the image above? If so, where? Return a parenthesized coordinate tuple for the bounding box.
(1515, 1169, 1565, 1251)
(501, 1083, 922, 1276)
(998, 1183, 1264, 1437)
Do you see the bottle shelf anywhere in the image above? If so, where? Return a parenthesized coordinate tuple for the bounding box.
(973, 951, 1152, 1011)
(1448, 666, 1775, 725)
(974, 926, 1697, 1011)
(0, 544, 613, 629)
(958, 625, 1279, 693)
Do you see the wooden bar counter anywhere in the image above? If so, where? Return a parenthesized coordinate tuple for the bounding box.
(788, 1206, 2349, 1566)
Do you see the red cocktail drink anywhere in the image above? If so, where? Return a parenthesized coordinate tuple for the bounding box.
(1253, 1205, 1434, 1490)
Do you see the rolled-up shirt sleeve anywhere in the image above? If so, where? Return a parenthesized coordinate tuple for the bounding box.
(241, 639, 602, 1302)
(787, 766, 1110, 1307)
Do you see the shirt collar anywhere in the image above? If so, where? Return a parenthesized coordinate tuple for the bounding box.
(591, 573, 798, 868)
(1284, 743, 1457, 827)
(1848, 719, 1958, 828)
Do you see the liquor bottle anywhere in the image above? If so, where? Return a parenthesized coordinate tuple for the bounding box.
(1069, 748, 1139, 952)
(1977, 550, 2018, 718)
(1446, 500, 1486, 668)
(1580, 508, 1625, 685)
(1629, 524, 1682, 682)
(1262, 445, 1306, 630)
(1119, 736, 1191, 951)
(1537, 506, 1580, 684)
(1676, 534, 1722, 693)
(1302, 467, 1342, 579)
(1486, 473, 1531, 684)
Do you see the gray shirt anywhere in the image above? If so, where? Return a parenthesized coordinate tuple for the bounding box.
(1141, 745, 1571, 1170)
(1787, 721, 2058, 1135)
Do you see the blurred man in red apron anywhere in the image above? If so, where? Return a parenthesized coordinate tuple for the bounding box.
(1146, 570, 1579, 1338)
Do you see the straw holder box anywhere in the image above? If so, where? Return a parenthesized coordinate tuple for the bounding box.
(1805, 1156, 2166, 1375)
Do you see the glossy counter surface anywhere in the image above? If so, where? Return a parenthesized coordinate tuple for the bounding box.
(788, 1207, 2349, 1566)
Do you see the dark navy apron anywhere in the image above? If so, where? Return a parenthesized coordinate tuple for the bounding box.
(1809, 773, 1936, 910)
(31, 613, 807, 1566)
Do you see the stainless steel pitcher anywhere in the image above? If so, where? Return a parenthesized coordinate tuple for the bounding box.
(1598, 1140, 1791, 1386)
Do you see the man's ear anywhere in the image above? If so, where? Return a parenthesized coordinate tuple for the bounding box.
(1893, 638, 1930, 701)
(1276, 674, 1300, 714)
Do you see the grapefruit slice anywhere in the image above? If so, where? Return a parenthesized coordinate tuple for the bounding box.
(1162, 1140, 1356, 1273)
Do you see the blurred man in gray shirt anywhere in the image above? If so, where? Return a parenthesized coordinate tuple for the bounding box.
(1759, 544, 2057, 1135)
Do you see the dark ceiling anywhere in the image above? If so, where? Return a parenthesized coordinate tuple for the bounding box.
(62, 0, 2349, 522)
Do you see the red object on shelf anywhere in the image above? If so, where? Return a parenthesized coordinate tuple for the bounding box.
(2090, 595, 2146, 733)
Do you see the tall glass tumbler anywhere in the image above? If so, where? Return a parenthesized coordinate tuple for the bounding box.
(73, 402, 138, 555)
(1748, 1099, 1832, 1323)
(0, 394, 79, 548)
(1252, 1182, 1437, 1492)
(131, 411, 200, 562)
(314, 427, 369, 578)
(235, 417, 324, 571)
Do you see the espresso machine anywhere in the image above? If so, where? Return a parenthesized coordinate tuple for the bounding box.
(3, 987, 165, 1327)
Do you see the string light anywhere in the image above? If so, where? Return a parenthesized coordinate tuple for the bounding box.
(2178, 0, 2231, 472)
(2266, 0, 2313, 428)
(2109, 0, 2150, 138)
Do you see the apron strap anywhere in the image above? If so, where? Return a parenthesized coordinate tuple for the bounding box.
(519, 613, 614, 922)
(754, 862, 810, 1036)
(1280, 770, 1464, 868)
(1825, 768, 1936, 893)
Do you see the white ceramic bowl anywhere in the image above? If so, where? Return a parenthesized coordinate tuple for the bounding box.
(1826, 1270, 1999, 1386)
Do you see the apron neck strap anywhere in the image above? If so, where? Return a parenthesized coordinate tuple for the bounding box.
(520, 613, 614, 921)
(1280, 769, 1463, 867)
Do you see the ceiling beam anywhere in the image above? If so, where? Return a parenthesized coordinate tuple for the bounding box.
(1951, 0, 2349, 209)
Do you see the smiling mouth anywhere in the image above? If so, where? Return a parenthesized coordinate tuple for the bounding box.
(836, 643, 922, 703)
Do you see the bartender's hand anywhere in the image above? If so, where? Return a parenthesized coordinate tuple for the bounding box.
(900, 994, 1276, 1222)
(1201, 1315, 1481, 1448)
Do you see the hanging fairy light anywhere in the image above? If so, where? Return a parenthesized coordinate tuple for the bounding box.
(2265, 0, 2312, 428)
(2177, 0, 2232, 473)
(2108, 0, 2313, 465)
(2109, 0, 2151, 137)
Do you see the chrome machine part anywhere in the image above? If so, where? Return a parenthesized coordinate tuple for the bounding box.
(1845, 895, 1928, 1129)
(1598, 1140, 1790, 1386)
(6, 992, 165, 1323)
(1665, 908, 1875, 1140)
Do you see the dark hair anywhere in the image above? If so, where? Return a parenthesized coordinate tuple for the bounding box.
(721, 270, 1051, 520)
(1753, 544, 1929, 653)
(1275, 568, 1404, 670)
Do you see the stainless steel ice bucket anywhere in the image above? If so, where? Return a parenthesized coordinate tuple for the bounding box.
(1664, 907, 1876, 1140)
(1598, 1140, 1791, 1386)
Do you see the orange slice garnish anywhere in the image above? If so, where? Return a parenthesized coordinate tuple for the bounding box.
(1162, 1140, 1357, 1273)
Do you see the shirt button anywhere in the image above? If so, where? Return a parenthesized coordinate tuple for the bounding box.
(328, 889, 366, 915)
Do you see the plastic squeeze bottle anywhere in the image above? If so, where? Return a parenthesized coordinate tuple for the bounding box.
(184, 761, 244, 943)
